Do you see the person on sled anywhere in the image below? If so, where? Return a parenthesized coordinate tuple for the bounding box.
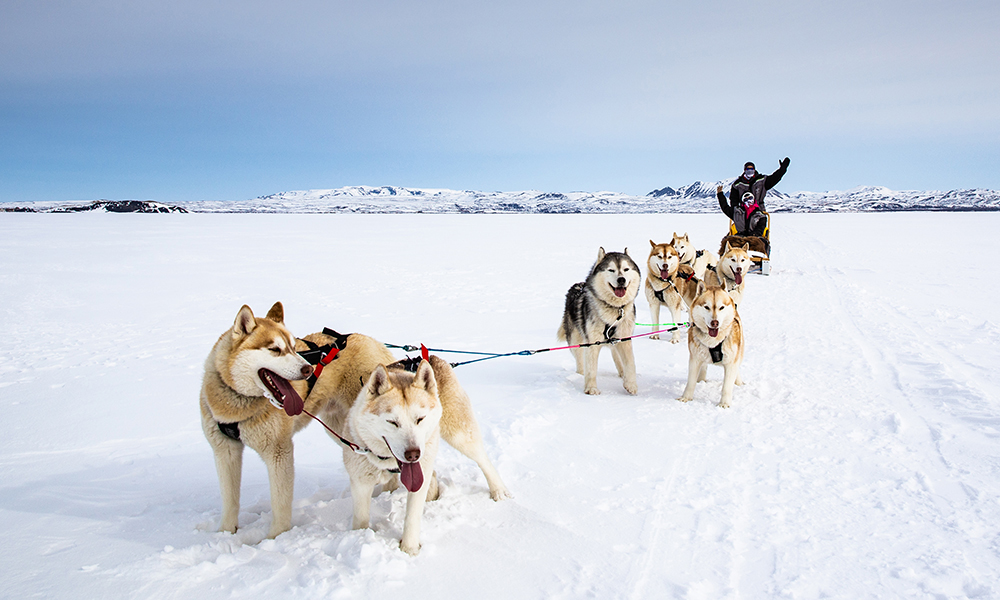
(716, 157, 790, 255)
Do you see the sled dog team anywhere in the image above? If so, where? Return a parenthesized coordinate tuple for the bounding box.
(558, 233, 750, 408)
(200, 232, 750, 554)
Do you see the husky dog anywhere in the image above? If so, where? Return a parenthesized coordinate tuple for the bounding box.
(201, 304, 510, 551)
(677, 284, 745, 408)
(558, 247, 641, 395)
(199, 302, 316, 539)
(343, 356, 512, 555)
(671, 232, 718, 280)
(705, 241, 751, 306)
(644, 240, 700, 343)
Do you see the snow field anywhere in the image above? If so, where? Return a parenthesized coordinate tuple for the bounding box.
(1, 212, 998, 599)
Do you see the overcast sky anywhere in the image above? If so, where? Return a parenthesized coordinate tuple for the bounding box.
(2, 0, 998, 202)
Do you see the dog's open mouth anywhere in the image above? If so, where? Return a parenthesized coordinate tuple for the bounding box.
(610, 285, 627, 298)
(733, 270, 743, 285)
(659, 268, 670, 279)
(259, 368, 304, 416)
(708, 326, 719, 337)
(383, 437, 424, 493)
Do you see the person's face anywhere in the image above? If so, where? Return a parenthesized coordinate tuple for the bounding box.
(744, 167, 755, 178)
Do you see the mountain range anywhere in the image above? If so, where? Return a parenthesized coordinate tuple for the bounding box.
(4, 182, 999, 213)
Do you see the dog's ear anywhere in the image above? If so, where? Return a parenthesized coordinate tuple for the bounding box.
(411, 360, 438, 396)
(597, 247, 606, 262)
(265, 302, 284, 324)
(649, 239, 656, 248)
(724, 241, 732, 253)
(741, 243, 750, 252)
(366, 365, 393, 398)
(696, 281, 706, 298)
(232, 305, 256, 340)
(624, 247, 630, 257)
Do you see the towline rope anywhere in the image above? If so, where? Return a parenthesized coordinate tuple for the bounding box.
(385, 322, 690, 369)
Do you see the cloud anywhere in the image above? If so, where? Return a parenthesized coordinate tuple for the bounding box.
(1, 0, 999, 199)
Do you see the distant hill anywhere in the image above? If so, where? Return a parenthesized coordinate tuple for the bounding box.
(4, 185, 998, 213)
(2, 200, 187, 213)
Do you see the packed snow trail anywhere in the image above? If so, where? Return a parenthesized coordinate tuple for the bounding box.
(1, 213, 998, 599)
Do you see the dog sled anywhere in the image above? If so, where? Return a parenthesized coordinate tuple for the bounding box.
(720, 210, 771, 276)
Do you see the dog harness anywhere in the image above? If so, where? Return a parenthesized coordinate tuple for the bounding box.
(297, 328, 351, 395)
(679, 249, 705, 267)
(652, 270, 698, 303)
(390, 355, 425, 373)
(710, 343, 724, 364)
(217, 421, 241, 442)
(604, 307, 626, 340)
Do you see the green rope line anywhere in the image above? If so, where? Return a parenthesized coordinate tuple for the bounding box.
(636, 321, 688, 328)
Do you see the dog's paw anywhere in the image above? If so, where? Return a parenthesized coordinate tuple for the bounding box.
(670, 335, 681, 344)
(650, 334, 660, 340)
(624, 381, 638, 395)
(491, 487, 514, 501)
(584, 386, 601, 395)
(267, 523, 291, 539)
(677, 396, 693, 403)
(400, 540, 421, 556)
(717, 400, 731, 408)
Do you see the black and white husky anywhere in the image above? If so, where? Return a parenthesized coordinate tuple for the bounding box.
(557, 248, 641, 395)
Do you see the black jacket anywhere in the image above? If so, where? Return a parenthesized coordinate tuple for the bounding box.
(728, 159, 788, 213)
(718, 190, 767, 236)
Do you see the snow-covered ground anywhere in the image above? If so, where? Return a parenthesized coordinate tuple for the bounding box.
(1, 212, 998, 599)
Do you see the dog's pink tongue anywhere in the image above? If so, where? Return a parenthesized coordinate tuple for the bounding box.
(613, 287, 626, 298)
(259, 368, 304, 416)
(399, 461, 424, 493)
(708, 327, 719, 337)
(660, 269, 670, 279)
(734, 271, 743, 285)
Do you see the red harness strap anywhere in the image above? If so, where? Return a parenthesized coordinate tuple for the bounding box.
(311, 347, 340, 379)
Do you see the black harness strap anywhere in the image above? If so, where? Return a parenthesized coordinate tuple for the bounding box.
(389, 356, 424, 373)
(653, 269, 697, 304)
(681, 249, 705, 266)
(604, 307, 625, 340)
(710, 343, 724, 364)
(298, 328, 351, 395)
(217, 421, 241, 442)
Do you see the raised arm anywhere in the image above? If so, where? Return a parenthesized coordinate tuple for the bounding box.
(717, 185, 734, 218)
(764, 157, 790, 190)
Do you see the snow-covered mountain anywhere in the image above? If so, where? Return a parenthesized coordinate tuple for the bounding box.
(0, 199, 187, 213)
(190, 183, 1000, 213)
(3, 183, 999, 213)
